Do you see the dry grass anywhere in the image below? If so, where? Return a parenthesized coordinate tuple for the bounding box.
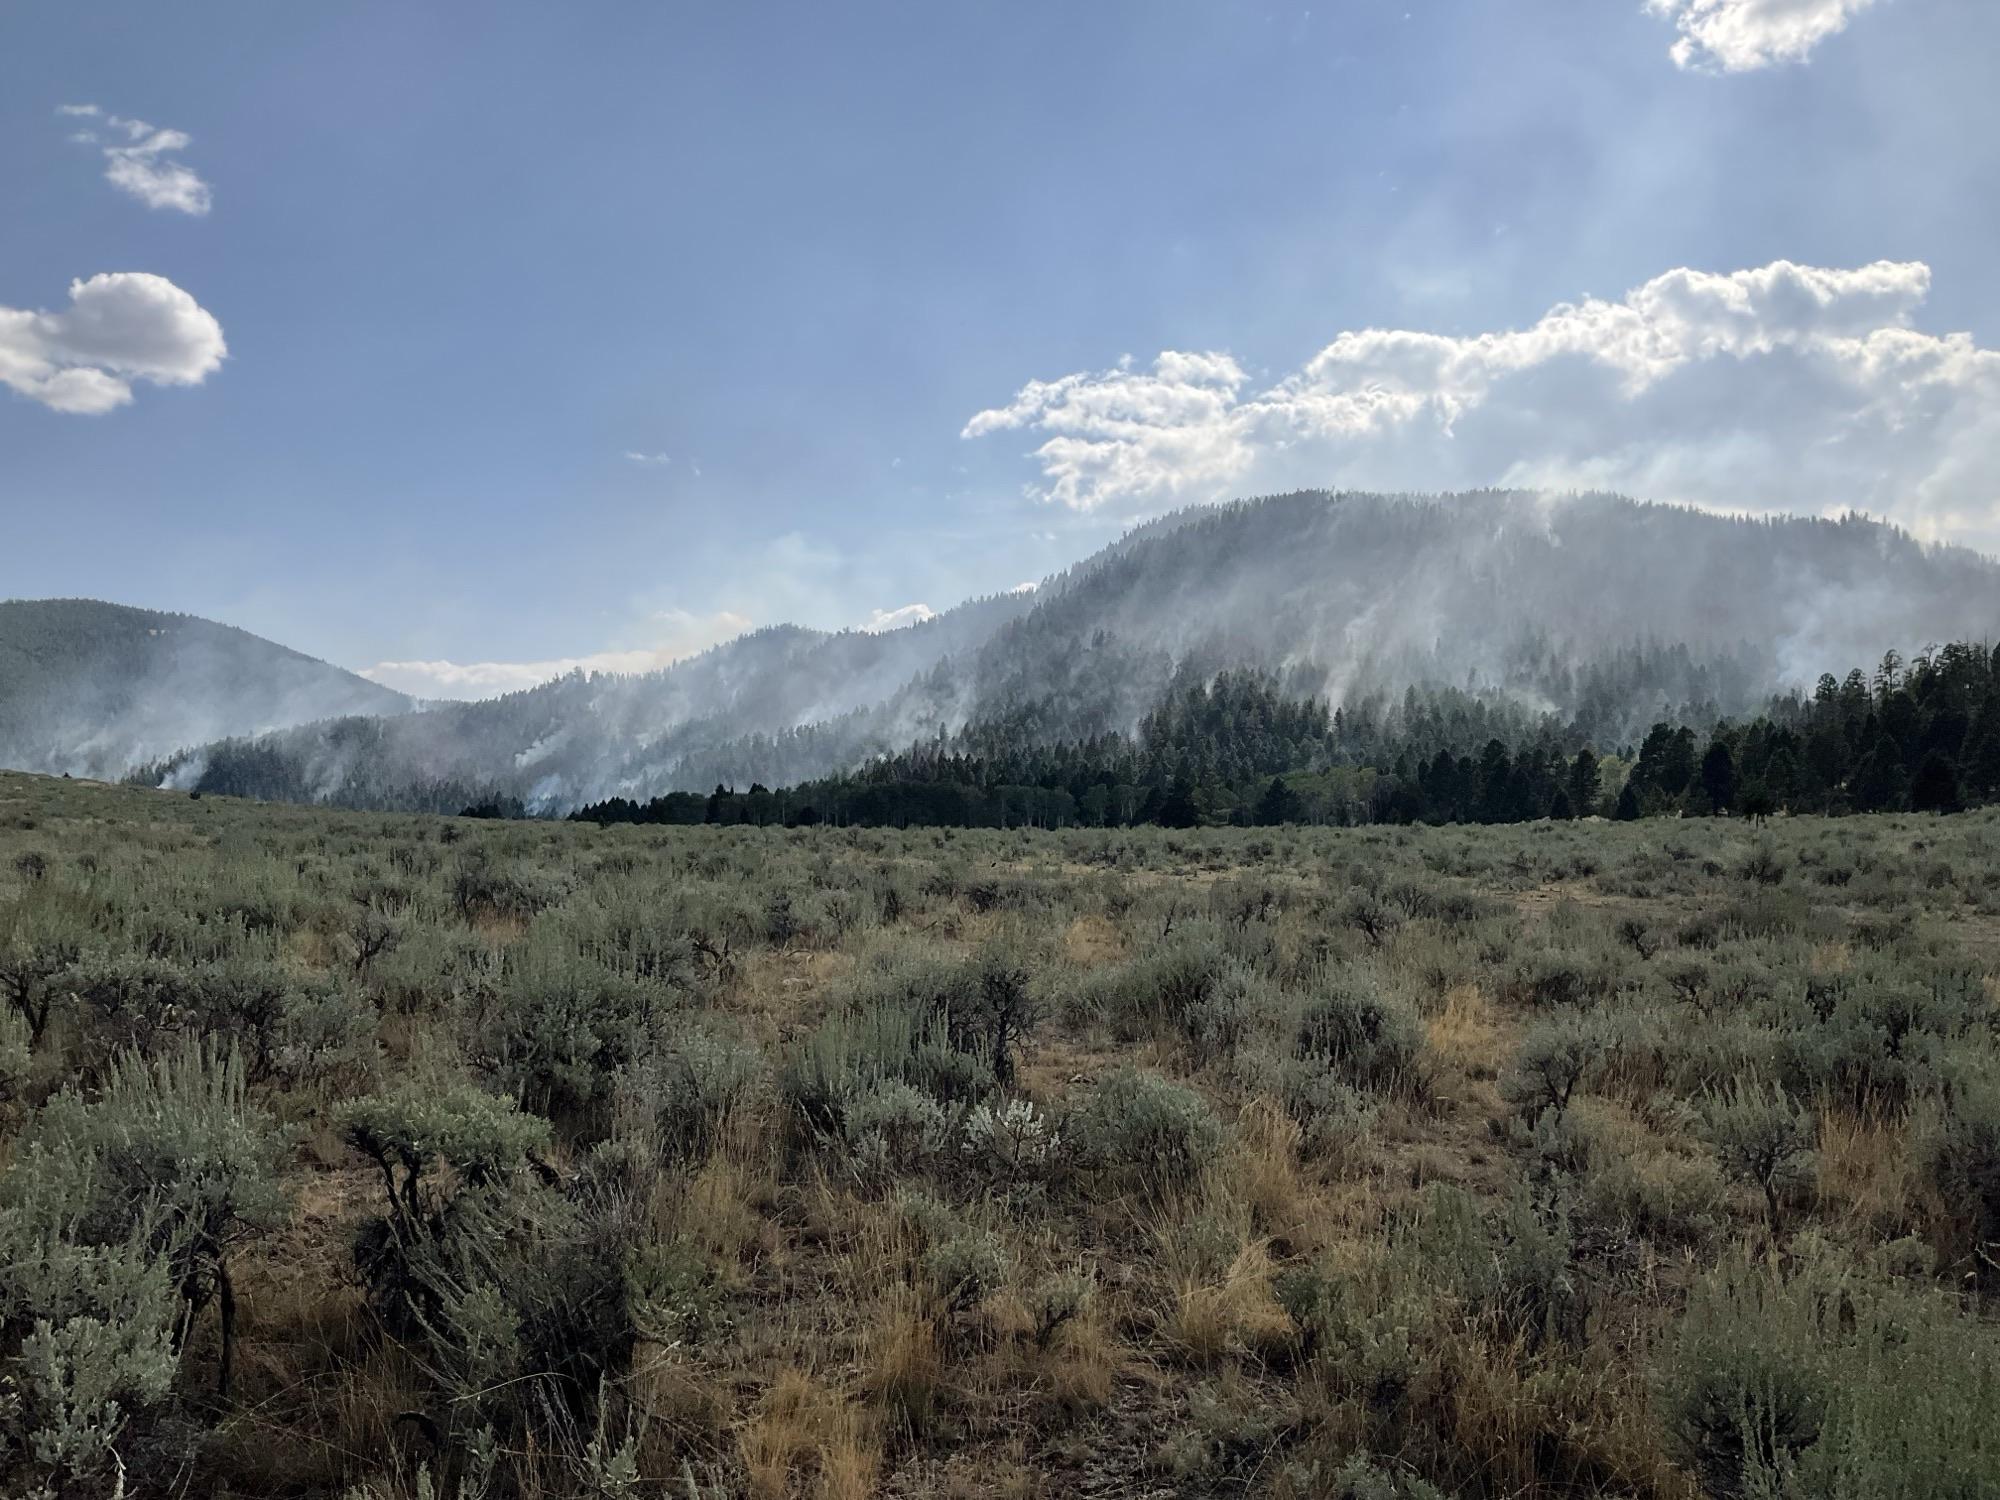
(1060, 914, 1127, 968)
(859, 1288, 947, 1436)
(738, 1368, 880, 1500)
(1425, 981, 1508, 1082)
(1229, 1096, 1310, 1238)
(1816, 1107, 1916, 1236)
(6, 775, 1999, 1500)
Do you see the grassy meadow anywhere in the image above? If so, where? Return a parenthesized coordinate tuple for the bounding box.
(3, 769, 1999, 1498)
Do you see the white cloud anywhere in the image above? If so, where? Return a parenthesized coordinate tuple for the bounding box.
(59, 108, 212, 214)
(1008, 580, 1038, 595)
(962, 352, 1256, 511)
(1644, 0, 1877, 71)
(859, 603, 937, 633)
(964, 259, 2000, 550)
(623, 450, 671, 465)
(359, 610, 753, 700)
(0, 272, 227, 413)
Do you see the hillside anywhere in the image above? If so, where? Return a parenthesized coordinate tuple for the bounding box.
(151, 492, 2000, 812)
(0, 599, 412, 779)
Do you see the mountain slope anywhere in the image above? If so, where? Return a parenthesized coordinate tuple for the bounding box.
(0, 599, 412, 778)
(156, 492, 2000, 811)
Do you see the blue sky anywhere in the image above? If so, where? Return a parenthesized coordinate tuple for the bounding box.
(3, 0, 1996, 696)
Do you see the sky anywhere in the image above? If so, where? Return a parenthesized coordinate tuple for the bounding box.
(3, 0, 1997, 698)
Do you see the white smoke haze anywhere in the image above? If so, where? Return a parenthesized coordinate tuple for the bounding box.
(964, 259, 2000, 553)
(359, 609, 755, 699)
(0, 273, 227, 413)
(101, 492, 2000, 817)
(0, 601, 412, 781)
(1645, 0, 1879, 71)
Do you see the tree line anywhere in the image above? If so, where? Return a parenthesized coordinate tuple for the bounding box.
(569, 642, 2000, 830)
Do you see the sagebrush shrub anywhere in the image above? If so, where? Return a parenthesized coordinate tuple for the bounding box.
(611, 1021, 761, 1164)
(1068, 926, 1233, 1045)
(1500, 1015, 1605, 1122)
(1279, 1058, 1381, 1158)
(960, 1096, 1065, 1180)
(1916, 1070, 2000, 1288)
(471, 926, 667, 1119)
(340, 1083, 554, 1326)
(1293, 980, 1425, 1097)
(0, 1189, 183, 1495)
(1658, 1259, 2000, 1499)
(12, 1039, 288, 1395)
(1701, 1079, 1816, 1237)
(841, 1077, 954, 1179)
(1070, 1068, 1224, 1196)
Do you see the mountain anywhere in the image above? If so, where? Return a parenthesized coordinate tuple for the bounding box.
(0, 599, 412, 779)
(148, 491, 2000, 812)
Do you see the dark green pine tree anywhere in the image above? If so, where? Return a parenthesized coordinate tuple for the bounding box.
(1910, 753, 1961, 814)
(1700, 740, 1736, 814)
(1158, 777, 1201, 829)
(1567, 747, 1601, 818)
(1614, 782, 1642, 821)
(1255, 776, 1297, 826)
(1850, 736, 1909, 812)
(1477, 739, 1512, 823)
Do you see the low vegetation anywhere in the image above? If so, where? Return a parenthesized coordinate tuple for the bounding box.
(2, 768, 1998, 1497)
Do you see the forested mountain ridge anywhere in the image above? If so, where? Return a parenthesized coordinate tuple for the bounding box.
(128, 492, 2000, 811)
(580, 643, 2000, 830)
(0, 599, 412, 779)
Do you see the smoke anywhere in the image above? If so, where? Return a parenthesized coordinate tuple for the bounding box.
(160, 752, 209, 791)
(0, 600, 413, 782)
(25, 492, 2000, 813)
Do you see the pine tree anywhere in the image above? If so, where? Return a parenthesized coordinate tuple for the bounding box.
(1255, 776, 1296, 826)
(1158, 777, 1201, 829)
(1700, 741, 1736, 813)
(1911, 753, 1961, 814)
(1567, 747, 1601, 818)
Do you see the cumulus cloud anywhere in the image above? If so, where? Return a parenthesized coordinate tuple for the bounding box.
(0, 272, 227, 413)
(60, 107, 212, 214)
(1644, 0, 1877, 71)
(964, 351, 1255, 512)
(360, 610, 753, 700)
(964, 259, 2000, 550)
(859, 603, 937, 633)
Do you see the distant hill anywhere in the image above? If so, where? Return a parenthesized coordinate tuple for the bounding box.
(0, 599, 412, 779)
(141, 492, 2000, 811)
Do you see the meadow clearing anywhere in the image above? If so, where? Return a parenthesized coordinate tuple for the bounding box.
(3, 771, 1998, 1499)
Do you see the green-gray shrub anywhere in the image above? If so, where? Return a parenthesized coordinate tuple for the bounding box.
(1700, 1079, 1816, 1237)
(611, 1022, 762, 1164)
(841, 1077, 953, 1179)
(0, 1189, 183, 1495)
(1500, 1015, 1606, 1122)
(1279, 1058, 1381, 1158)
(1292, 981, 1425, 1097)
(1916, 1071, 2000, 1288)
(11, 1039, 288, 1395)
(1658, 1260, 2000, 1499)
(1070, 1068, 1224, 1196)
